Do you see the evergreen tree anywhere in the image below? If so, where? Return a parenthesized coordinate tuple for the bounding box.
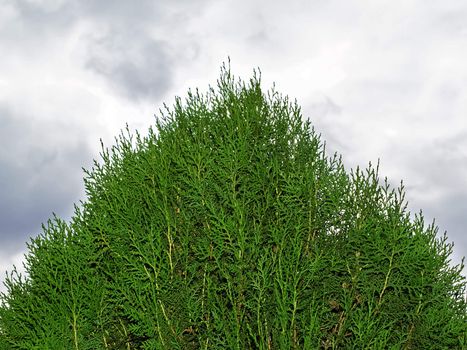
(1, 62, 466, 349)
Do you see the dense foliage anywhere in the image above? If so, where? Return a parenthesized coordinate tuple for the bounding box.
(1, 63, 466, 349)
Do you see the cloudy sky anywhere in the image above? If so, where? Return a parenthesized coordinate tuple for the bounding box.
(1, 0, 466, 292)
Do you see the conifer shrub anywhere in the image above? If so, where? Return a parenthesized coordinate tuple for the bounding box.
(1, 62, 466, 349)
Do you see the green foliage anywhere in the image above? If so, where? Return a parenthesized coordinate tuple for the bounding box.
(1, 62, 466, 349)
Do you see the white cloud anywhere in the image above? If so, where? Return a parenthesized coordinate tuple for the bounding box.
(0, 248, 28, 295)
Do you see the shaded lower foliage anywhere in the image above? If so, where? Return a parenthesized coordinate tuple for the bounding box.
(1, 62, 466, 349)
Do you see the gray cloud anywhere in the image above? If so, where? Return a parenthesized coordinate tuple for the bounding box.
(10, 0, 157, 27)
(302, 94, 352, 157)
(0, 105, 93, 251)
(403, 133, 467, 197)
(379, 131, 467, 269)
(429, 194, 467, 266)
(84, 32, 173, 102)
(74, 0, 208, 102)
(5, 0, 209, 103)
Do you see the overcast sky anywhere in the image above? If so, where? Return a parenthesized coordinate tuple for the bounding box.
(1, 0, 466, 293)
